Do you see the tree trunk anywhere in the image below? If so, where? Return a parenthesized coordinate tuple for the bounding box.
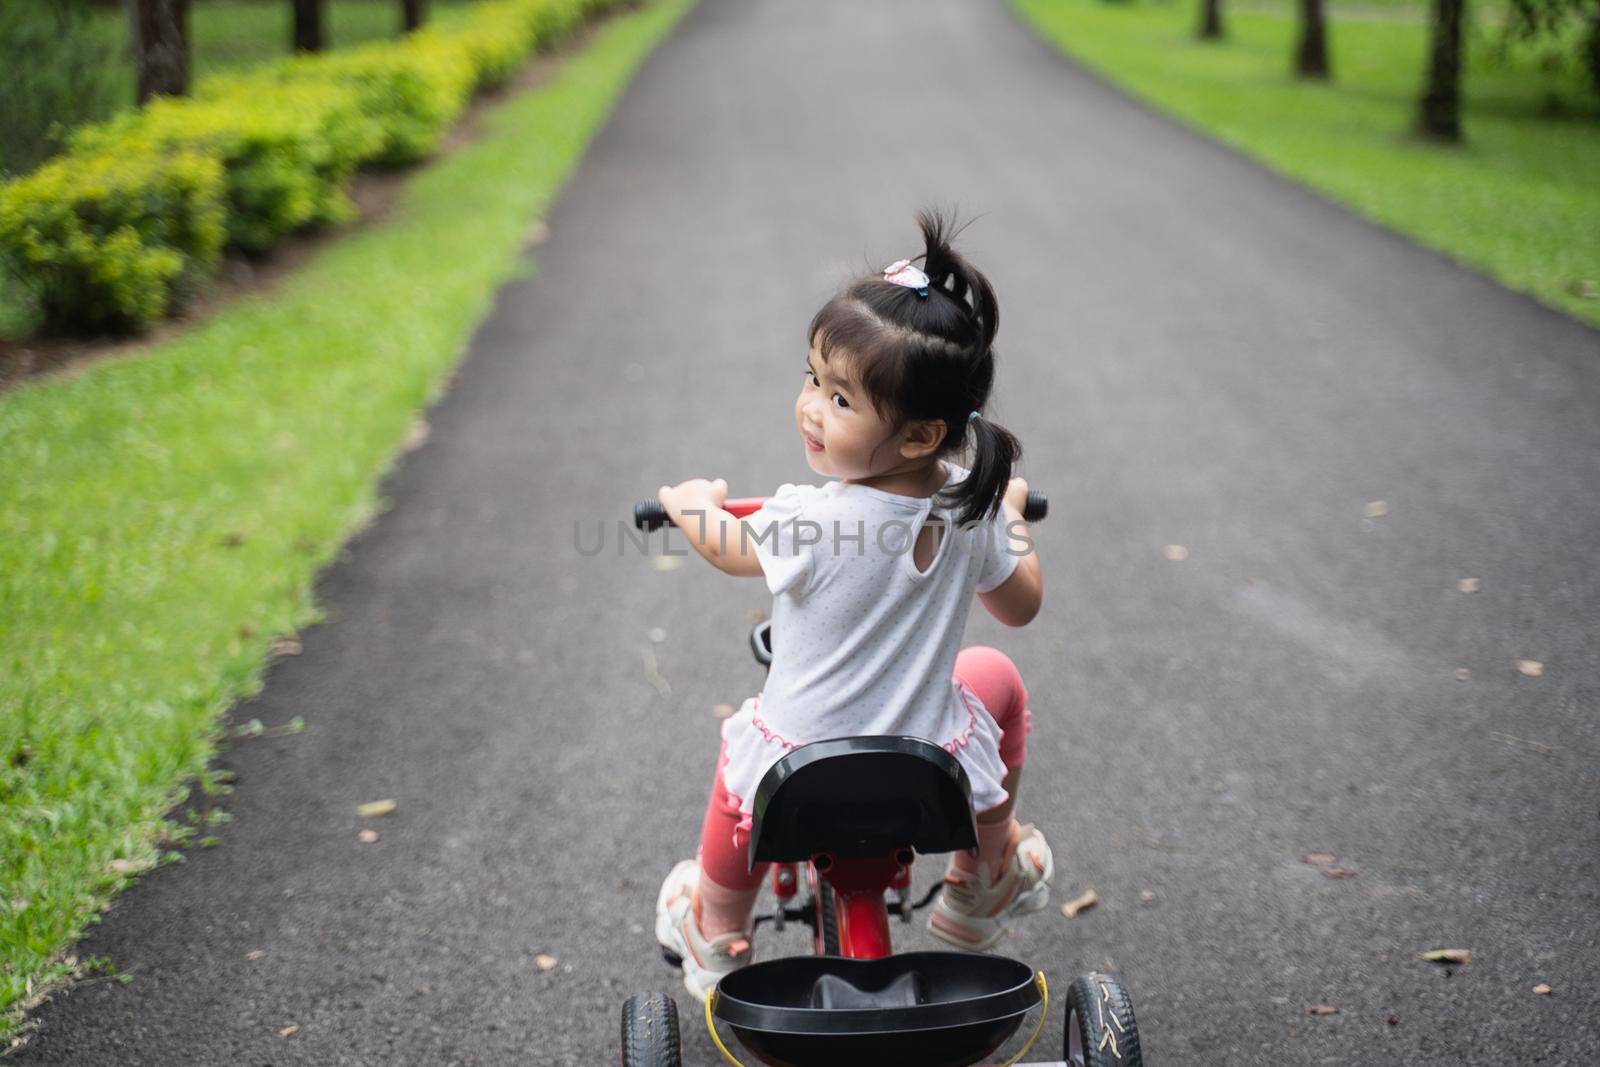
(1584, 8, 1600, 105)
(1295, 0, 1331, 79)
(292, 0, 325, 53)
(1417, 0, 1465, 141)
(402, 0, 427, 32)
(133, 0, 189, 103)
(1198, 0, 1225, 40)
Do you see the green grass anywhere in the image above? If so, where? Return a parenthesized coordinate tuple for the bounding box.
(1011, 0, 1600, 327)
(0, 0, 694, 1040)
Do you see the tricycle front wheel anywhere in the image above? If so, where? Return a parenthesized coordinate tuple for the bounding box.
(1064, 972, 1141, 1066)
(620, 990, 681, 1067)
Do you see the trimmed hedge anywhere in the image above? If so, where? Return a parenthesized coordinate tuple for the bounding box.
(0, 0, 630, 334)
(70, 83, 381, 254)
(226, 40, 477, 169)
(0, 148, 225, 333)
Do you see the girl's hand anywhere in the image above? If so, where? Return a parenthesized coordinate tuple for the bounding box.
(658, 477, 729, 516)
(654, 477, 763, 579)
(1002, 476, 1029, 520)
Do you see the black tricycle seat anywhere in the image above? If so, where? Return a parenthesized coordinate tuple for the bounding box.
(748, 736, 979, 866)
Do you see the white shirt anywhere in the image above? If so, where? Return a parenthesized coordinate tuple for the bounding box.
(717, 461, 1023, 821)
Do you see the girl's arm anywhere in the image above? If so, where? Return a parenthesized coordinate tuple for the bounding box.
(979, 477, 1043, 627)
(657, 477, 765, 578)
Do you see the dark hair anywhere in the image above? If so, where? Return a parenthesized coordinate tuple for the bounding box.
(806, 206, 1020, 527)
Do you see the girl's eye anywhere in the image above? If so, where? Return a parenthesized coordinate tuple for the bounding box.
(832, 393, 850, 409)
(804, 370, 819, 387)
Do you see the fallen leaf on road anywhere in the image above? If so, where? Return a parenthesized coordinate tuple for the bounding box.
(641, 646, 671, 698)
(1517, 659, 1544, 677)
(1489, 731, 1554, 755)
(1458, 577, 1480, 593)
(1060, 888, 1099, 918)
(1387, 1014, 1401, 1026)
(279, 1025, 299, 1038)
(1532, 983, 1552, 995)
(270, 638, 303, 656)
(711, 704, 735, 719)
(1455, 668, 1472, 681)
(1308, 1004, 1339, 1016)
(534, 954, 558, 971)
(357, 829, 379, 844)
(1162, 544, 1188, 561)
(356, 799, 397, 818)
(747, 609, 767, 623)
(1364, 500, 1389, 518)
(1303, 853, 1357, 878)
(1416, 948, 1471, 966)
(246, 950, 265, 961)
(1139, 890, 1157, 903)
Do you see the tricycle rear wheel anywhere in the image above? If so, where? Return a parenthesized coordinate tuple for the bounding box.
(620, 990, 681, 1067)
(808, 865, 841, 955)
(1064, 972, 1141, 1066)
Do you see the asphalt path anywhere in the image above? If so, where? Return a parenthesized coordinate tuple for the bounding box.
(10, 0, 1600, 1063)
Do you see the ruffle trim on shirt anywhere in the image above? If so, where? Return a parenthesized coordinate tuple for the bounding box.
(748, 692, 802, 751)
(944, 684, 986, 757)
(716, 684, 1013, 829)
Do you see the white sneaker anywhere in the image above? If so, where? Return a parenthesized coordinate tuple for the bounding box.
(927, 823, 1054, 952)
(654, 859, 753, 1002)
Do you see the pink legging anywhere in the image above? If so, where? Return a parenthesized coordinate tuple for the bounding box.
(697, 645, 1031, 893)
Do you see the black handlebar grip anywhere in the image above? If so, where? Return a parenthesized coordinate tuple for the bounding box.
(1022, 490, 1048, 523)
(634, 499, 671, 531)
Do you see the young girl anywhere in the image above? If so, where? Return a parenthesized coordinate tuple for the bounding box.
(652, 208, 1049, 1001)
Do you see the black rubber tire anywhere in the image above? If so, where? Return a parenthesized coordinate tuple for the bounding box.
(818, 883, 840, 955)
(620, 991, 681, 1067)
(807, 868, 842, 956)
(1063, 972, 1142, 1067)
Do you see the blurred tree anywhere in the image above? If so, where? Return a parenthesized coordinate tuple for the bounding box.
(1296, 0, 1332, 78)
(293, 0, 325, 51)
(134, 0, 190, 103)
(1418, 0, 1466, 140)
(1199, 0, 1226, 40)
(0, 0, 123, 176)
(403, 0, 427, 31)
(1500, 0, 1600, 104)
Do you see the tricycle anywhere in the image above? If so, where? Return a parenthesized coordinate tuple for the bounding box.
(620, 491, 1142, 1067)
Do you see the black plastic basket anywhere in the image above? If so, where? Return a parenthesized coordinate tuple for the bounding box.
(711, 951, 1041, 1067)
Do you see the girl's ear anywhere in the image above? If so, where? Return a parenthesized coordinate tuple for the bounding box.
(899, 418, 948, 461)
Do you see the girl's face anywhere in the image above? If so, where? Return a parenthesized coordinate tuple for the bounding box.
(796, 338, 902, 479)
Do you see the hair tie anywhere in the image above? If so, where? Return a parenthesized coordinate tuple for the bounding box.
(883, 258, 930, 298)
(967, 410, 980, 423)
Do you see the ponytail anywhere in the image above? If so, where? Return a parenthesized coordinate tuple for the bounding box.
(941, 409, 1021, 528)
